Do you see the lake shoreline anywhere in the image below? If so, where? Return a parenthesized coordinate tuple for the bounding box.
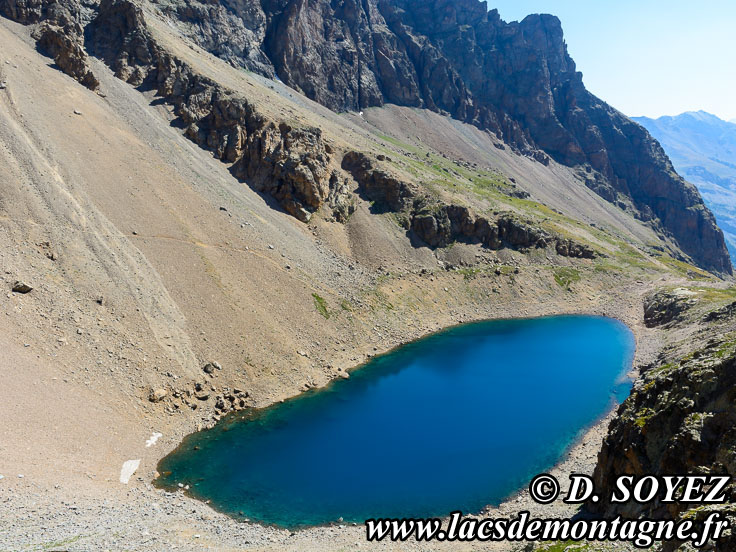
(478, 308, 658, 525)
(163, 291, 662, 541)
(155, 315, 636, 528)
(1, 277, 663, 551)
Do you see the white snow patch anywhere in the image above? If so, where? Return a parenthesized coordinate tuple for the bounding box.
(145, 432, 163, 447)
(120, 459, 141, 484)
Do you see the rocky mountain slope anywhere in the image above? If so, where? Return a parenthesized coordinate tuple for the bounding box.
(0, 0, 734, 550)
(635, 111, 736, 262)
(148, 0, 731, 275)
(0, 0, 731, 274)
(588, 286, 736, 551)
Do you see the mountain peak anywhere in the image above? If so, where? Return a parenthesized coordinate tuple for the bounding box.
(643, 110, 733, 127)
(636, 110, 736, 264)
(0, 0, 730, 273)
(683, 110, 725, 122)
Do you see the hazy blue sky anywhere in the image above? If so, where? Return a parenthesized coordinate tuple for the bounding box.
(491, 1, 736, 121)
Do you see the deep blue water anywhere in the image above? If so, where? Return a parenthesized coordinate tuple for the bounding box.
(156, 315, 635, 528)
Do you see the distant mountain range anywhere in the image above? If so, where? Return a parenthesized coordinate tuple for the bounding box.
(635, 111, 736, 262)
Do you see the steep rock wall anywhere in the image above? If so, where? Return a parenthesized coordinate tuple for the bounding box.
(148, 0, 730, 274)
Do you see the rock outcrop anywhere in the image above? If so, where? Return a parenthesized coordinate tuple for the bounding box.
(643, 289, 697, 328)
(144, 0, 730, 274)
(343, 151, 596, 257)
(1, 0, 52, 24)
(1, 0, 99, 89)
(341, 150, 418, 212)
(588, 302, 736, 550)
(589, 340, 736, 539)
(34, 21, 99, 89)
(704, 300, 736, 323)
(87, 0, 352, 222)
(0, 0, 730, 272)
(155, 0, 274, 76)
(0, 0, 352, 221)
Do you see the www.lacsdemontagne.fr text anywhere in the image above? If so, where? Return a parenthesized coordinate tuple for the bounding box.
(365, 510, 729, 548)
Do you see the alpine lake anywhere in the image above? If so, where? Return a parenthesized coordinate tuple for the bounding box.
(156, 315, 635, 528)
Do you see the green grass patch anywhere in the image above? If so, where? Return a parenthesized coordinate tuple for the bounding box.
(38, 535, 84, 551)
(312, 293, 330, 319)
(686, 412, 706, 425)
(374, 132, 419, 153)
(681, 506, 706, 520)
(611, 242, 659, 272)
(371, 289, 395, 311)
(657, 255, 714, 280)
(634, 407, 656, 429)
(553, 267, 581, 289)
(690, 286, 736, 304)
(712, 334, 736, 360)
(593, 260, 625, 274)
(650, 361, 676, 376)
(457, 267, 483, 280)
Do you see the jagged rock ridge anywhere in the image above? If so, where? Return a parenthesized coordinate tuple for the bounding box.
(0, 0, 731, 274)
(342, 151, 596, 257)
(91, 0, 356, 223)
(0, 0, 598, 260)
(147, 0, 731, 274)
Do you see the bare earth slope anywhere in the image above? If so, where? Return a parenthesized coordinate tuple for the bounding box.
(0, 4, 734, 552)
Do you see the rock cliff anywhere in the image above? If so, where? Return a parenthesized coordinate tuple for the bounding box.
(588, 296, 736, 550)
(1, 0, 730, 272)
(90, 0, 354, 222)
(635, 111, 736, 263)
(342, 150, 597, 257)
(144, 0, 731, 274)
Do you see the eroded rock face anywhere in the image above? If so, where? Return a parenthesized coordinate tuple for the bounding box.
(0, 0, 729, 272)
(343, 151, 597, 257)
(587, 297, 736, 551)
(152, 0, 273, 76)
(555, 238, 596, 259)
(589, 348, 736, 522)
(0, 0, 45, 23)
(231, 122, 336, 222)
(643, 289, 697, 328)
(0, 0, 350, 221)
(87, 0, 351, 222)
(147, 0, 730, 274)
(1, 0, 99, 89)
(704, 301, 736, 323)
(411, 206, 595, 257)
(341, 151, 417, 212)
(34, 22, 99, 89)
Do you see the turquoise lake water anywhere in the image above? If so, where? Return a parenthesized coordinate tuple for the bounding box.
(156, 315, 635, 528)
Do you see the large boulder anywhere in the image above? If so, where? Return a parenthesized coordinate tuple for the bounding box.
(643, 289, 697, 328)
